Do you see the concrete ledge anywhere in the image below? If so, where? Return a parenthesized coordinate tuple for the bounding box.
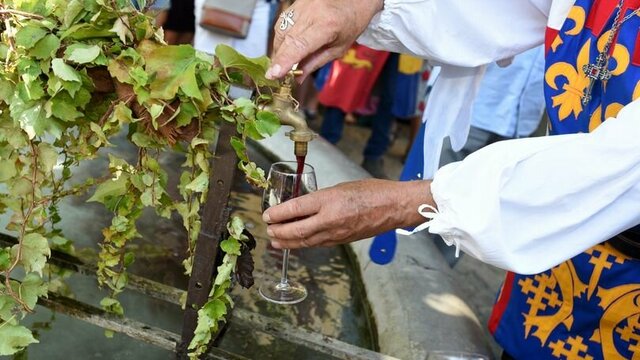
(257, 130, 492, 359)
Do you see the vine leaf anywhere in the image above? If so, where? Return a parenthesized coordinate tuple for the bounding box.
(0, 324, 38, 356)
(215, 44, 278, 88)
(30, 34, 60, 60)
(52, 59, 81, 82)
(65, 44, 101, 64)
(0, 160, 17, 182)
(15, 26, 48, 50)
(19, 274, 48, 310)
(13, 233, 51, 276)
(255, 111, 280, 137)
(87, 176, 128, 204)
(146, 45, 202, 100)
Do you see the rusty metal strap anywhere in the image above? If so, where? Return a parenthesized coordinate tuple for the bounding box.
(178, 121, 238, 356)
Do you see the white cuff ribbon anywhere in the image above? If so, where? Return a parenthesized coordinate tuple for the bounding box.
(395, 204, 461, 258)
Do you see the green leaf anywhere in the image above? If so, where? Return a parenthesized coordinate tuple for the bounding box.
(64, 44, 101, 64)
(20, 273, 48, 310)
(202, 299, 227, 320)
(0, 248, 11, 271)
(29, 34, 60, 59)
(230, 137, 248, 162)
(215, 44, 278, 87)
(87, 176, 128, 204)
(0, 324, 38, 356)
(14, 233, 50, 276)
(47, 93, 83, 122)
(100, 297, 124, 316)
(63, 0, 85, 29)
(0, 159, 17, 182)
(0, 78, 15, 104)
(37, 143, 58, 173)
(220, 238, 241, 256)
(254, 111, 280, 137)
(0, 296, 16, 322)
(214, 255, 236, 286)
(15, 25, 48, 50)
(227, 216, 245, 239)
(185, 172, 208, 193)
(51, 59, 81, 82)
(146, 45, 202, 100)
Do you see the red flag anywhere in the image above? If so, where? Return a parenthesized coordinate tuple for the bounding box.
(318, 44, 389, 113)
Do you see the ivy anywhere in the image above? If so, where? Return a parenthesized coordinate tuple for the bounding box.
(0, 0, 273, 357)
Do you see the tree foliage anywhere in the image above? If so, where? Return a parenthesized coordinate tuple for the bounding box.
(0, 0, 276, 356)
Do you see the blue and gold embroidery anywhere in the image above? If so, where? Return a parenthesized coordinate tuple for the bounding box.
(493, 1, 640, 357)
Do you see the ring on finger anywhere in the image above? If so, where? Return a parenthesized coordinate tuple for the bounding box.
(279, 9, 295, 31)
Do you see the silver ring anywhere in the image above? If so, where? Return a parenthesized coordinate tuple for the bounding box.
(279, 9, 295, 31)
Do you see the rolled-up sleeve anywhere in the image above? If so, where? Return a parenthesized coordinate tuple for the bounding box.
(428, 99, 640, 274)
(358, 0, 554, 66)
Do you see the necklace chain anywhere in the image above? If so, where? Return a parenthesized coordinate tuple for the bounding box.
(581, 0, 640, 105)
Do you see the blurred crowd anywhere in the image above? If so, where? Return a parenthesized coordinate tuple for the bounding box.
(152, 0, 546, 180)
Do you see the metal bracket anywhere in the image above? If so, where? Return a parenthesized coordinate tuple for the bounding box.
(176, 121, 238, 358)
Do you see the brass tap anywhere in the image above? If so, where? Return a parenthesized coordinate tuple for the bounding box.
(264, 68, 316, 157)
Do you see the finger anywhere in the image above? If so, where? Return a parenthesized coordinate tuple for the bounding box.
(263, 194, 320, 224)
(270, 231, 337, 250)
(297, 46, 345, 82)
(267, 21, 336, 79)
(266, 213, 326, 242)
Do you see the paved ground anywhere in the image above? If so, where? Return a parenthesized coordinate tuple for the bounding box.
(310, 117, 508, 358)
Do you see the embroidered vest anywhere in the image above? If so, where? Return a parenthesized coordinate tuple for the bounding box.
(489, 1, 640, 358)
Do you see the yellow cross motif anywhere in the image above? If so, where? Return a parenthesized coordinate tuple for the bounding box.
(549, 336, 594, 360)
(519, 274, 562, 317)
(615, 315, 640, 358)
(585, 244, 626, 299)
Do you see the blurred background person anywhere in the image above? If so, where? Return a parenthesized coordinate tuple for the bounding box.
(162, 0, 195, 45)
(194, 0, 272, 57)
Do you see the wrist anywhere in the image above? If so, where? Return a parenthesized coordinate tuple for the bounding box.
(401, 180, 435, 228)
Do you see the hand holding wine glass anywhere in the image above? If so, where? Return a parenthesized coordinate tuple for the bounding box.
(260, 161, 317, 304)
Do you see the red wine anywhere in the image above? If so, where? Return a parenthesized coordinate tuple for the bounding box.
(293, 155, 305, 198)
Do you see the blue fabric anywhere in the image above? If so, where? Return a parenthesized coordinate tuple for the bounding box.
(363, 53, 399, 159)
(320, 107, 344, 144)
(392, 71, 420, 119)
(493, 2, 640, 359)
(471, 46, 546, 138)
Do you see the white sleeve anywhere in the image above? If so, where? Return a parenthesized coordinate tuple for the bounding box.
(428, 99, 640, 274)
(358, 0, 555, 67)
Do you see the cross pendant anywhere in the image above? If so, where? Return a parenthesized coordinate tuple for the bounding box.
(581, 52, 612, 105)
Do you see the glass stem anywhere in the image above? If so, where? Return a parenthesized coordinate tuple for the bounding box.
(280, 249, 290, 286)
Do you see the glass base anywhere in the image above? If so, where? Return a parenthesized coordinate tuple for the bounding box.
(259, 280, 307, 305)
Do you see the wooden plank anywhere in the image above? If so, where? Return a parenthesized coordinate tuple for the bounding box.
(0, 233, 184, 305)
(177, 121, 238, 357)
(38, 292, 248, 360)
(232, 308, 401, 360)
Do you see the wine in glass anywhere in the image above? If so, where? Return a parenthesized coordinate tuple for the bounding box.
(260, 161, 317, 304)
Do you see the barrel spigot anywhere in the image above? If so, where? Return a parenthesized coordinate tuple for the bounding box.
(264, 68, 316, 157)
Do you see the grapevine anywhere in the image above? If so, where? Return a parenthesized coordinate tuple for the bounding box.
(0, 0, 279, 357)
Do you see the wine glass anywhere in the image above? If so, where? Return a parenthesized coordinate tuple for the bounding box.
(425, 351, 489, 360)
(260, 161, 317, 304)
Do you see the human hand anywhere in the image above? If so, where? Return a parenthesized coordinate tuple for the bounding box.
(262, 179, 433, 249)
(266, 0, 384, 81)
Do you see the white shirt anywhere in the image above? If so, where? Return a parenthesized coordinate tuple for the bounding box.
(360, 0, 640, 274)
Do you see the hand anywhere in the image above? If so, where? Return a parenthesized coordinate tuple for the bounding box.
(263, 179, 433, 249)
(266, 0, 384, 81)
